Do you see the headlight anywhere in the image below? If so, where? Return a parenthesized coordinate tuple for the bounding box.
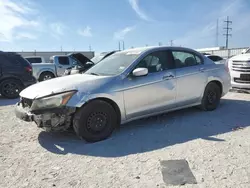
(31, 91, 76, 110)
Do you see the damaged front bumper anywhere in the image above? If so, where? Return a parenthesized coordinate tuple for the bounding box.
(15, 102, 76, 131)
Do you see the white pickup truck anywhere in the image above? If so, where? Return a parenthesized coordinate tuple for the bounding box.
(227, 48, 250, 90)
(32, 53, 93, 81)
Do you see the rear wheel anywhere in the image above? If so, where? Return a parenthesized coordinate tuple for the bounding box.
(39, 72, 55, 81)
(0, 79, 23, 99)
(73, 100, 117, 142)
(200, 82, 221, 111)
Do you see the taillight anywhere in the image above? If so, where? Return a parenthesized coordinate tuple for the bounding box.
(224, 59, 229, 73)
(25, 66, 32, 72)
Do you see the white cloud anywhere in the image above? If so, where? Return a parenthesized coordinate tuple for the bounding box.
(77, 26, 92, 37)
(114, 26, 135, 40)
(128, 0, 151, 21)
(50, 22, 67, 39)
(0, 0, 39, 42)
(15, 32, 37, 40)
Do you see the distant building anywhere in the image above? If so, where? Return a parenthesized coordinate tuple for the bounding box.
(196, 47, 249, 58)
(16, 51, 95, 63)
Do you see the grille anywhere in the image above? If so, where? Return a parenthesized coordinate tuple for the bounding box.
(234, 74, 250, 84)
(234, 78, 250, 84)
(21, 98, 33, 108)
(232, 61, 250, 72)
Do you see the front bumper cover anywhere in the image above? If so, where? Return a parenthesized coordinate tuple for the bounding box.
(15, 102, 76, 131)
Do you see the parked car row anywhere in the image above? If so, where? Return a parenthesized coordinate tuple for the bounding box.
(28, 51, 117, 81)
(15, 46, 231, 142)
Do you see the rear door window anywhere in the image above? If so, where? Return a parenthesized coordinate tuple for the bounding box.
(0, 55, 9, 67)
(171, 51, 203, 68)
(58, 57, 70, 65)
(8, 54, 30, 67)
(208, 55, 223, 61)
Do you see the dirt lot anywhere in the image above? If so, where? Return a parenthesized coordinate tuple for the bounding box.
(0, 92, 250, 188)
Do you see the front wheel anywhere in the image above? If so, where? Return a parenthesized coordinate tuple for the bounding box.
(73, 100, 117, 142)
(200, 82, 221, 111)
(0, 79, 23, 99)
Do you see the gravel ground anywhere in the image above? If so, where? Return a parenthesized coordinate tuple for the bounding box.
(0, 92, 250, 188)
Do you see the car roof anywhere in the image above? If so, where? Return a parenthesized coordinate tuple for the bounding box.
(0, 51, 19, 56)
(118, 46, 200, 55)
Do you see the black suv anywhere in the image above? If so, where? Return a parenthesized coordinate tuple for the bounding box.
(0, 52, 36, 99)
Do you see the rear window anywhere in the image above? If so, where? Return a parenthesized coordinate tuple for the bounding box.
(7, 54, 31, 66)
(58, 57, 69, 65)
(26, 57, 42, 64)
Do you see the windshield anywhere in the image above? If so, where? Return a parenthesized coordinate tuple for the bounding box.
(91, 54, 106, 64)
(246, 48, 250, 53)
(85, 52, 140, 76)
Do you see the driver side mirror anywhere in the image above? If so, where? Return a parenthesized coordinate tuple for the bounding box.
(132, 68, 148, 77)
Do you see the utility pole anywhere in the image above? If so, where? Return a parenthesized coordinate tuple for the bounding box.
(60, 45, 62, 52)
(158, 42, 162, 46)
(170, 40, 173, 46)
(216, 19, 219, 46)
(118, 41, 125, 50)
(223, 16, 232, 49)
(122, 41, 125, 50)
(89, 45, 92, 51)
(118, 41, 121, 51)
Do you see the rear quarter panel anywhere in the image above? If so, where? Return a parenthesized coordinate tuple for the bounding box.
(203, 58, 231, 96)
(32, 63, 56, 79)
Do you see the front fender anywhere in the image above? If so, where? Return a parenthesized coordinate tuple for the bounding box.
(67, 91, 126, 122)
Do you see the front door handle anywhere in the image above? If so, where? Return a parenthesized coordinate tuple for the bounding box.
(58, 66, 62, 68)
(162, 74, 174, 80)
(199, 67, 205, 72)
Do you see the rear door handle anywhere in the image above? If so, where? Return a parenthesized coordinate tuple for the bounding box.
(163, 74, 174, 80)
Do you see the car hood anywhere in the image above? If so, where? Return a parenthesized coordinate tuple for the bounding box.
(69, 53, 93, 66)
(230, 53, 250, 61)
(20, 74, 110, 99)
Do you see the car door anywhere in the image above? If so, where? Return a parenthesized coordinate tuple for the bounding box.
(123, 50, 176, 120)
(171, 50, 206, 107)
(56, 56, 72, 76)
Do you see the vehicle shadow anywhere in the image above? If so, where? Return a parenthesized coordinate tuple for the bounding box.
(0, 96, 19, 106)
(38, 98, 250, 157)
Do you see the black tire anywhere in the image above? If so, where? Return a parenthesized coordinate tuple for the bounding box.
(200, 82, 221, 111)
(73, 100, 117, 142)
(0, 79, 23, 99)
(39, 72, 55, 81)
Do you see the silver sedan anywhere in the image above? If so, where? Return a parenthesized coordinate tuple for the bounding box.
(15, 46, 231, 142)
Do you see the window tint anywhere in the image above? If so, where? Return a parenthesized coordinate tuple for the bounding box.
(172, 51, 202, 68)
(58, 57, 69, 65)
(26, 57, 42, 64)
(7, 54, 30, 66)
(135, 51, 173, 73)
(208, 55, 223, 61)
(0, 55, 9, 66)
